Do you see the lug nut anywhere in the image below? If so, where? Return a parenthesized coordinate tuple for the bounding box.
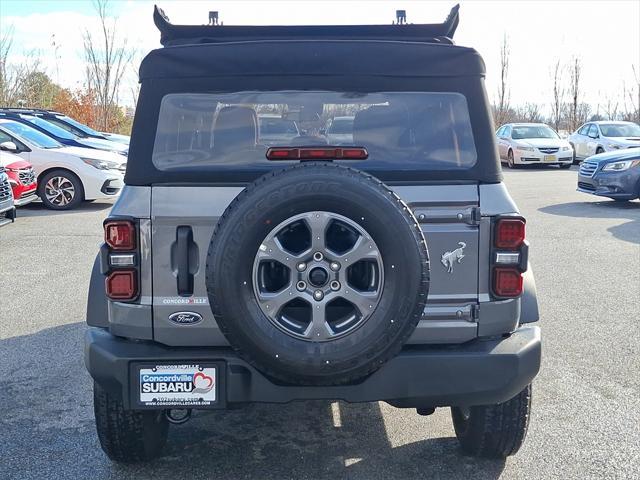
(313, 290, 324, 301)
(296, 262, 307, 272)
(330, 262, 340, 271)
(330, 280, 340, 291)
(296, 281, 307, 291)
(313, 252, 324, 262)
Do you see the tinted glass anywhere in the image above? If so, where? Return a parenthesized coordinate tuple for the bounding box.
(599, 123, 640, 137)
(0, 120, 62, 148)
(54, 115, 101, 136)
(152, 91, 477, 172)
(22, 115, 77, 140)
(511, 125, 559, 140)
(327, 117, 354, 134)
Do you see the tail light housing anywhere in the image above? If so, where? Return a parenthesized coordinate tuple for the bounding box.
(103, 218, 139, 301)
(491, 216, 528, 298)
(105, 220, 136, 250)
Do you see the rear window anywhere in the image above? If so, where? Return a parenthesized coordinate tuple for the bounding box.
(152, 91, 477, 172)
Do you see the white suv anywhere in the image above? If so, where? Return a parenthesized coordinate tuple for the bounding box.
(568, 121, 640, 162)
(0, 119, 125, 209)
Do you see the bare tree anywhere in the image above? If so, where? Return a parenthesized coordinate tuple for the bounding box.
(494, 33, 511, 127)
(601, 93, 620, 120)
(518, 103, 543, 123)
(567, 56, 582, 131)
(550, 59, 565, 131)
(0, 25, 17, 106)
(622, 65, 640, 123)
(494, 33, 511, 126)
(83, 0, 133, 131)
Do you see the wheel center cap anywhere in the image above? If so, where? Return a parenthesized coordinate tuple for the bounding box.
(308, 267, 329, 287)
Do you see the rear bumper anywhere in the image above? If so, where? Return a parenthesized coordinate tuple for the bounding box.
(85, 325, 541, 410)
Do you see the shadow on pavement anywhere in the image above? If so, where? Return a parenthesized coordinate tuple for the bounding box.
(0, 323, 506, 480)
(539, 200, 640, 245)
(17, 200, 113, 218)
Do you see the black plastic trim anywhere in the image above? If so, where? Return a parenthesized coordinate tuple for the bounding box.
(85, 325, 541, 410)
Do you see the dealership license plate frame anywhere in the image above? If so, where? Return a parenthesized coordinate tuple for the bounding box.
(131, 361, 226, 409)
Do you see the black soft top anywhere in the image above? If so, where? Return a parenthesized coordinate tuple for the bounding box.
(140, 40, 485, 81)
(126, 5, 501, 185)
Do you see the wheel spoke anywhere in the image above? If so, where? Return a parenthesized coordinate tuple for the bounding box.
(339, 288, 379, 316)
(256, 284, 295, 316)
(306, 301, 331, 340)
(337, 235, 379, 264)
(304, 212, 331, 252)
(256, 236, 300, 269)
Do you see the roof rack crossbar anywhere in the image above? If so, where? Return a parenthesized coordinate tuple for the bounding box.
(153, 4, 460, 47)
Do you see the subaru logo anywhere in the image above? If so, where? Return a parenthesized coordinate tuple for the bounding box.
(168, 311, 203, 325)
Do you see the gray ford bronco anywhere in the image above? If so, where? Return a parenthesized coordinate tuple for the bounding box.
(85, 4, 541, 462)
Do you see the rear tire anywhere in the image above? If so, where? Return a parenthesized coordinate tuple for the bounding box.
(451, 384, 532, 458)
(93, 382, 169, 463)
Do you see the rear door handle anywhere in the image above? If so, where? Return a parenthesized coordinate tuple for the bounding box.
(176, 226, 194, 296)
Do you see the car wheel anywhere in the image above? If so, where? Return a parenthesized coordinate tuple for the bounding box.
(451, 384, 532, 459)
(596, 147, 604, 154)
(507, 150, 517, 169)
(206, 162, 430, 385)
(93, 382, 169, 462)
(38, 169, 84, 210)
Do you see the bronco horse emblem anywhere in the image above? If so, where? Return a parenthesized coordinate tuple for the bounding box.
(441, 242, 466, 273)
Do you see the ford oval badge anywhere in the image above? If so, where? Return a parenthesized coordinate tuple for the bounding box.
(168, 311, 203, 325)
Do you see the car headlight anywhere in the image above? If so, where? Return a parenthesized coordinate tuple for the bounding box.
(81, 157, 120, 170)
(517, 145, 534, 152)
(602, 160, 640, 171)
(561, 146, 570, 151)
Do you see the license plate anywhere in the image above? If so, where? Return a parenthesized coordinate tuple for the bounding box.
(544, 155, 556, 162)
(138, 364, 217, 407)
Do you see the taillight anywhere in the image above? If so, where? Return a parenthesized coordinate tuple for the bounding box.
(103, 218, 139, 301)
(494, 218, 525, 249)
(491, 217, 527, 298)
(493, 268, 523, 297)
(266, 146, 368, 161)
(105, 220, 136, 250)
(106, 270, 137, 300)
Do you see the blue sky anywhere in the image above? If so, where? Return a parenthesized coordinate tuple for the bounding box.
(1, 1, 639, 111)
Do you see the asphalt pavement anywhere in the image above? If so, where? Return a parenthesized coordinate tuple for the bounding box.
(0, 165, 638, 479)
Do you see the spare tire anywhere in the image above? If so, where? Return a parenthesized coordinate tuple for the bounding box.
(206, 162, 429, 385)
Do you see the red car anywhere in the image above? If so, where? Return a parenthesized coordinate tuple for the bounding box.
(0, 151, 37, 206)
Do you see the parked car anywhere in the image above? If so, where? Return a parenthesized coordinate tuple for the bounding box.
(322, 115, 354, 144)
(0, 110, 128, 156)
(257, 114, 300, 145)
(100, 132, 131, 145)
(0, 163, 17, 226)
(6, 108, 117, 141)
(0, 151, 37, 206)
(496, 123, 573, 168)
(577, 148, 640, 201)
(568, 121, 640, 162)
(84, 4, 541, 463)
(0, 119, 125, 209)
